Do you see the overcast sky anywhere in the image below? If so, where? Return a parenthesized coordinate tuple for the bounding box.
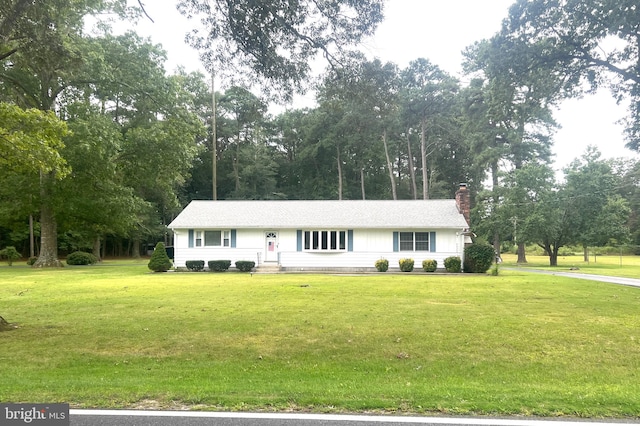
(126, 0, 638, 171)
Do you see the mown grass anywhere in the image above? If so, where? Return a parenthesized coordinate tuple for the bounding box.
(502, 253, 640, 278)
(1, 261, 639, 418)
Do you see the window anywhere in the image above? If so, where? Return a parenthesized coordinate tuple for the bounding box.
(194, 230, 230, 247)
(303, 230, 346, 251)
(399, 231, 430, 251)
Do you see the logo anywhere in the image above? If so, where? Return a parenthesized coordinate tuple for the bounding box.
(1, 404, 69, 425)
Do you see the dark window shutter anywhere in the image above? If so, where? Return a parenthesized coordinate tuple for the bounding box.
(231, 229, 237, 248)
(348, 230, 354, 252)
(393, 232, 399, 252)
(296, 230, 302, 252)
(430, 232, 436, 252)
(188, 229, 194, 248)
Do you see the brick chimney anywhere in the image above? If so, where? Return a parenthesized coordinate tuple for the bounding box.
(455, 183, 470, 226)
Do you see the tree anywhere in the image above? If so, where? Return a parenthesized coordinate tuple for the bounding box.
(148, 241, 172, 272)
(178, 0, 384, 100)
(563, 147, 631, 259)
(400, 59, 460, 200)
(499, 0, 640, 149)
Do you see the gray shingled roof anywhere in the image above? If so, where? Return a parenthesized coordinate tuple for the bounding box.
(168, 200, 469, 229)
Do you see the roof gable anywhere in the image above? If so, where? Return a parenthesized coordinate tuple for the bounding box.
(169, 200, 469, 229)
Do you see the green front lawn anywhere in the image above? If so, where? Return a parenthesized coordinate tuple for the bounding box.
(1, 261, 639, 417)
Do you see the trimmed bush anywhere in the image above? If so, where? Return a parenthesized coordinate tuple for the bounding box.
(444, 256, 461, 273)
(422, 259, 437, 272)
(0, 246, 21, 266)
(464, 243, 495, 273)
(208, 260, 231, 272)
(66, 251, 98, 266)
(235, 260, 255, 272)
(185, 260, 205, 272)
(399, 258, 414, 272)
(375, 258, 389, 272)
(27, 256, 37, 266)
(148, 242, 172, 272)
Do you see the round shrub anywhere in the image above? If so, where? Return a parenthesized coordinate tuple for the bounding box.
(422, 259, 437, 272)
(66, 251, 98, 265)
(375, 258, 389, 272)
(444, 256, 461, 273)
(208, 260, 231, 272)
(235, 260, 255, 272)
(0, 246, 21, 266)
(399, 258, 414, 272)
(185, 260, 205, 271)
(27, 256, 37, 266)
(463, 243, 495, 273)
(148, 242, 172, 272)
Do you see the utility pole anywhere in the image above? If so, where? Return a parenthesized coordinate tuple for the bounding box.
(212, 72, 217, 200)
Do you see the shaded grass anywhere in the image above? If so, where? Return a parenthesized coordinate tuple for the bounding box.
(502, 253, 640, 278)
(1, 262, 639, 417)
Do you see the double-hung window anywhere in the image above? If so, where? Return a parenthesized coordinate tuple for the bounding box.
(303, 230, 346, 251)
(195, 230, 230, 247)
(399, 231, 430, 251)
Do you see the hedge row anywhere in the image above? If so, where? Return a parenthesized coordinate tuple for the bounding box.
(185, 260, 255, 272)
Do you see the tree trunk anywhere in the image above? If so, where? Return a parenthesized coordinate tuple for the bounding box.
(33, 172, 62, 268)
(132, 239, 141, 259)
(420, 118, 428, 200)
(93, 236, 102, 262)
(382, 130, 397, 200)
(517, 242, 527, 263)
(549, 248, 559, 267)
(29, 214, 35, 258)
(336, 145, 343, 200)
(360, 168, 366, 200)
(406, 132, 417, 200)
(583, 244, 588, 262)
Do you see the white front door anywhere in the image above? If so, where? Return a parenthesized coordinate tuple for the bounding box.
(265, 231, 278, 262)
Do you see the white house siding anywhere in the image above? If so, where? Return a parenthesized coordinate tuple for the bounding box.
(279, 228, 464, 270)
(172, 227, 465, 270)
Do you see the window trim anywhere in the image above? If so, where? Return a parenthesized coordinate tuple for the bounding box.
(397, 231, 431, 252)
(193, 229, 231, 247)
(303, 230, 347, 252)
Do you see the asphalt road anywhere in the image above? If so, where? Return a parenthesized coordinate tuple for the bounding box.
(502, 267, 640, 288)
(69, 410, 640, 426)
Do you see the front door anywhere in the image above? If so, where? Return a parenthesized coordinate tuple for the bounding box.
(265, 231, 278, 262)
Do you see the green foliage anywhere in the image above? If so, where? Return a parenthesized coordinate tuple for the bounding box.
(66, 251, 98, 265)
(0, 246, 21, 266)
(463, 243, 495, 273)
(422, 259, 437, 272)
(0, 103, 70, 177)
(26, 257, 37, 266)
(235, 260, 255, 272)
(147, 242, 172, 272)
(398, 258, 414, 272)
(185, 260, 205, 271)
(444, 256, 461, 273)
(208, 260, 231, 272)
(374, 258, 389, 272)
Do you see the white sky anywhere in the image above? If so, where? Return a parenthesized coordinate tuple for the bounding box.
(127, 0, 638, 171)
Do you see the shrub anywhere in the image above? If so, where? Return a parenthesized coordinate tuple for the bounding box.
(463, 243, 495, 273)
(208, 260, 231, 272)
(27, 257, 37, 266)
(185, 260, 205, 272)
(399, 258, 414, 272)
(148, 242, 172, 272)
(0, 246, 21, 266)
(444, 256, 461, 273)
(375, 258, 389, 272)
(422, 259, 437, 272)
(66, 251, 98, 266)
(235, 260, 255, 272)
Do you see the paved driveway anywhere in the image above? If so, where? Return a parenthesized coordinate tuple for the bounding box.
(503, 267, 640, 288)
